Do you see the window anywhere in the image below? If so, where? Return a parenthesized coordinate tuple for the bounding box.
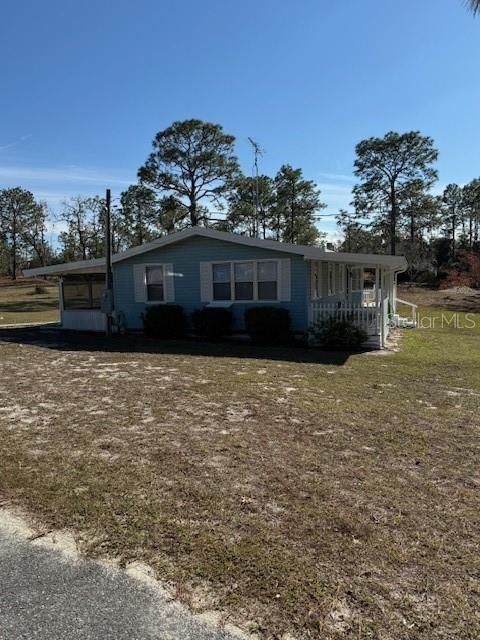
(91, 279, 105, 307)
(258, 261, 277, 300)
(327, 263, 346, 296)
(350, 267, 363, 291)
(213, 263, 231, 301)
(211, 260, 279, 302)
(234, 262, 254, 300)
(146, 266, 164, 301)
(63, 275, 104, 310)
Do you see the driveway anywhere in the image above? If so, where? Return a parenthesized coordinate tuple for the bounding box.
(0, 513, 239, 640)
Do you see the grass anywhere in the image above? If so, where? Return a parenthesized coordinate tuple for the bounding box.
(0, 277, 59, 325)
(0, 288, 479, 639)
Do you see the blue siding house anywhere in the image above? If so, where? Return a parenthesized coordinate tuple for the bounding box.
(25, 228, 409, 348)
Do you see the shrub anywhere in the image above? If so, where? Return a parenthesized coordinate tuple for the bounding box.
(309, 317, 368, 350)
(191, 307, 232, 340)
(143, 304, 187, 339)
(439, 252, 480, 290)
(34, 285, 48, 294)
(244, 306, 291, 345)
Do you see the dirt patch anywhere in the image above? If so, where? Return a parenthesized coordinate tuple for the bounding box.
(398, 284, 480, 312)
(0, 319, 479, 639)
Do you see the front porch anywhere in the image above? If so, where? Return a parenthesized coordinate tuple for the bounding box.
(307, 260, 414, 348)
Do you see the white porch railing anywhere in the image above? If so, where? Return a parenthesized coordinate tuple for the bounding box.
(394, 298, 418, 328)
(310, 302, 380, 336)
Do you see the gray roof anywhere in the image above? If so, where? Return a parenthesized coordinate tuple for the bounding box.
(24, 227, 407, 277)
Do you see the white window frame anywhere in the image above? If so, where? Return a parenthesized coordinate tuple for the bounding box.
(144, 263, 167, 304)
(327, 263, 346, 296)
(350, 266, 364, 292)
(210, 259, 281, 303)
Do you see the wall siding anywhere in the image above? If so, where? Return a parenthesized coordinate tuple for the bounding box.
(62, 309, 106, 332)
(113, 236, 309, 332)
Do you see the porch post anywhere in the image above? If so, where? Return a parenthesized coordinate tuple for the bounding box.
(307, 260, 313, 325)
(393, 270, 398, 315)
(58, 277, 64, 327)
(379, 268, 385, 348)
(375, 266, 382, 344)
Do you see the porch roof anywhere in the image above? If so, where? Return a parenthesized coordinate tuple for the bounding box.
(302, 249, 407, 269)
(24, 257, 107, 277)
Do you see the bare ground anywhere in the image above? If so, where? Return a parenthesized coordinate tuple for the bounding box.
(0, 298, 479, 639)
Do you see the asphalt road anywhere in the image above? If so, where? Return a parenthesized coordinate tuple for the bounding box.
(0, 519, 239, 640)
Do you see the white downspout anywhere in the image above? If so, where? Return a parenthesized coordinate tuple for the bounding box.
(379, 268, 385, 348)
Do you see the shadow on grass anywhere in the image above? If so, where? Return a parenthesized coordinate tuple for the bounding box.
(0, 300, 58, 313)
(439, 295, 480, 312)
(0, 325, 358, 365)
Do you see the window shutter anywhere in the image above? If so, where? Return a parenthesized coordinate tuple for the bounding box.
(199, 262, 212, 302)
(133, 264, 146, 302)
(278, 259, 291, 302)
(164, 263, 175, 302)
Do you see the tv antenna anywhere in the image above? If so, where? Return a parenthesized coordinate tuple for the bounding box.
(247, 137, 264, 237)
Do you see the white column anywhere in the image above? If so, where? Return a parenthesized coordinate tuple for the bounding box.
(379, 268, 385, 347)
(58, 277, 64, 326)
(307, 261, 313, 324)
(375, 266, 382, 343)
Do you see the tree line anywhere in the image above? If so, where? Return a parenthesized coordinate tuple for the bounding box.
(0, 119, 325, 277)
(336, 130, 480, 280)
(1, 120, 479, 282)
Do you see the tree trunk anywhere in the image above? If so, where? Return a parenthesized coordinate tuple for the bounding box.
(11, 209, 17, 280)
(452, 214, 456, 258)
(189, 197, 198, 226)
(136, 211, 144, 245)
(390, 182, 397, 256)
(261, 207, 267, 239)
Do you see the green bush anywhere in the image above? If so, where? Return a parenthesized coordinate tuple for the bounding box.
(309, 317, 368, 350)
(244, 306, 291, 345)
(191, 307, 233, 340)
(143, 304, 187, 339)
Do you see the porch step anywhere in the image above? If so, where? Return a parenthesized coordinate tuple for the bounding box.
(392, 314, 416, 328)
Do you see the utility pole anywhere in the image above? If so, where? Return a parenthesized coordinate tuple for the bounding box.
(105, 188, 114, 337)
(248, 137, 263, 237)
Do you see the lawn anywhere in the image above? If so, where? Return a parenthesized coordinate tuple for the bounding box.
(0, 277, 59, 325)
(0, 291, 478, 639)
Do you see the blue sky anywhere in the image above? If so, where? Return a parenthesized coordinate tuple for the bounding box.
(1, 0, 479, 242)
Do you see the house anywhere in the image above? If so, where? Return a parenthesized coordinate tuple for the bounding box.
(24, 227, 410, 348)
